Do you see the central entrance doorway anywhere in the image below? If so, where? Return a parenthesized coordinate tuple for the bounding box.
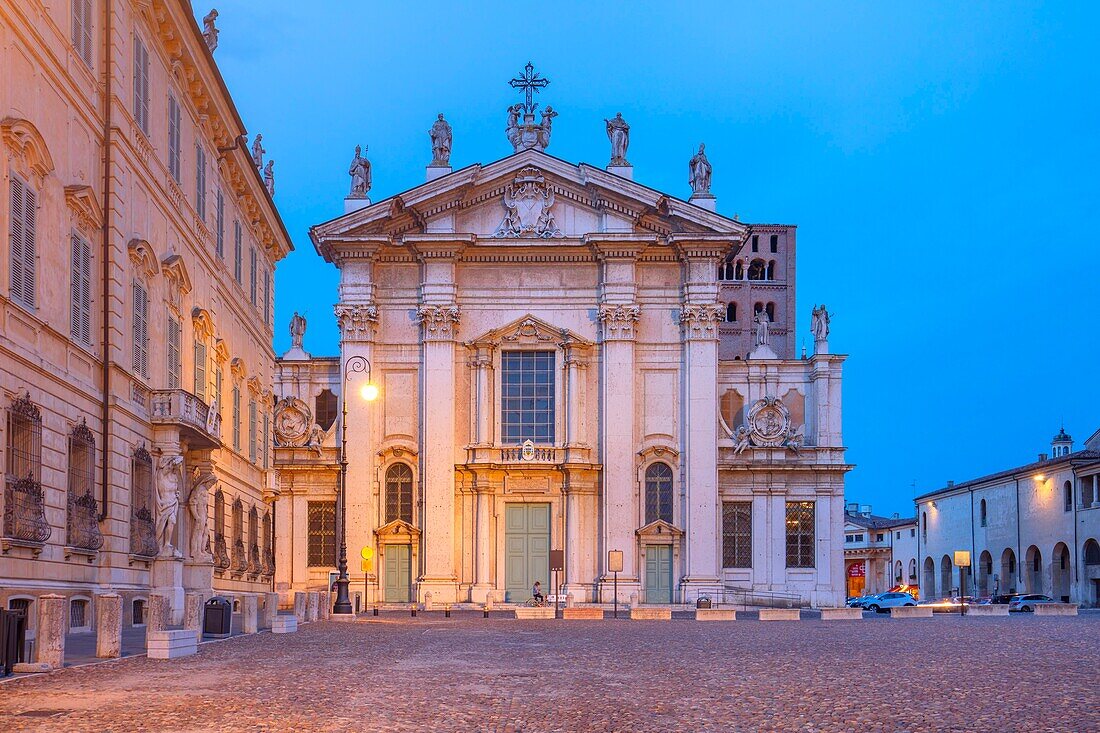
(504, 503, 550, 603)
(644, 545, 673, 604)
(383, 544, 411, 602)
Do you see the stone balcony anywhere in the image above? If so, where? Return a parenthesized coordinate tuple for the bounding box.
(150, 389, 221, 449)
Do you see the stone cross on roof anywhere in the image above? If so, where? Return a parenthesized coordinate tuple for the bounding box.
(509, 62, 549, 114)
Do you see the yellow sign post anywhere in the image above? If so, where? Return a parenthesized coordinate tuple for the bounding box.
(361, 547, 375, 609)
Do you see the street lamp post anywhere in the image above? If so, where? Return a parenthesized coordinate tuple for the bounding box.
(333, 355, 376, 616)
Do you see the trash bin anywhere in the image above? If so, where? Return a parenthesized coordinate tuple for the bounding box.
(203, 597, 232, 638)
(696, 597, 712, 609)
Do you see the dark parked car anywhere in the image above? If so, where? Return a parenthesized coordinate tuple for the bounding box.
(988, 594, 1017, 605)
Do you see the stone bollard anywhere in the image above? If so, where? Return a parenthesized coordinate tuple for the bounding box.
(95, 593, 123, 658)
(628, 591, 639, 609)
(147, 593, 171, 633)
(307, 592, 320, 622)
(261, 593, 279, 629)
(294, 592, 308, 622)
(35, 594, 66, 669)
(565, 593, 575, 609)
(183, 592, 205, 641)
(319, 591, 331, 620)
(242, 595, 258, 634)
(424, 591, 433, 612)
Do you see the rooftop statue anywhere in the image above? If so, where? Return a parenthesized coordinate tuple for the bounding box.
(289, 311, 306, 350)
(251, 133, 264, 169)
(429, 114, 452, 166)
(606, 112, 630, 166)
(202, 9, 219, 53)
(264, 160, 275, 197)
(505, 63, 557, 152)
(349, 144, 371, 198)
(689, 143, 712, 195)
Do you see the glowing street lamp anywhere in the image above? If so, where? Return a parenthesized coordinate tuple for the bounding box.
(332, 355, 377, 616)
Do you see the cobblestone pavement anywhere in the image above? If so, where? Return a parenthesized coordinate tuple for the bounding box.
(1, 612, 1096, 733)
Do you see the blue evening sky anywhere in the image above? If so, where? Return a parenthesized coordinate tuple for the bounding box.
(201, 2, 1099, 517)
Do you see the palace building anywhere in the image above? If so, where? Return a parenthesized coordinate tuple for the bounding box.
(272, 73, 851, 609)
(1, 0, 291, 632)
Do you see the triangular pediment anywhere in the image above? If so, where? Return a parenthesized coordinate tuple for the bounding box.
(375, 519, 420, 539)
(311, 149, 746, 255)
(636, 519, 684, 538)
(468, 314, 593, 349)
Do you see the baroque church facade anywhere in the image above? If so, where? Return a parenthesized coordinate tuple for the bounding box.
(273, 79, 849, 608)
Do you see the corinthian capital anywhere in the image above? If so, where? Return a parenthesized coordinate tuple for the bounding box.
(679, 303, 724, 340)
(598, 303, 640, 341)
(416, 304, 460, 341)
(334, 303, 378, 342)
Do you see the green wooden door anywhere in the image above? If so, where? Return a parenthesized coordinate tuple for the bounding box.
(504, 503, 550, 602)
(383, 544, 411, 603)
(645, 545, 672, 604)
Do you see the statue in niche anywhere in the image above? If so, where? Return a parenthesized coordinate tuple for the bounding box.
(264, 160, 275, 196)
(429, 114, 452, 166)
(348, 145, 371, 198)
(605, 113, 630, 166)
(289, 311, 307, 350)
(689, 143, 712, 195)
(155, 454, 185, 556)
(251, 133, 265, 169)
(811, 304, 831, 342)
(754, 308, 771, 346)
(187, 468, 217, 560)
(202, 9, 219, 53)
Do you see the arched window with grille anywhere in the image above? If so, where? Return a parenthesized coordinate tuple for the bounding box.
(129, 445, 156, 556)
(644, 462, 674, 525)
(385, 463, 414, 524)
(5, 393, 50, 544)
(248, 505, 260, 573)
(66, 420, 102, 551)
(231, 498, 246, 571)
(213, 488, 229, 569)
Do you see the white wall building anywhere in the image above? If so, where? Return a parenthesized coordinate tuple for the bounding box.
(272, 78, 851, 609)
(842, 504, 917, 598)
(915, 428, 1100, 604)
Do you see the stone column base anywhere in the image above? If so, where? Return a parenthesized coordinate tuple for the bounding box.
(417, 578, 458, 604)
(330, 613, 357, 623)
(469, 584, 493, 604)
(561, 583, 590, 604)
(597, 578, 640, 605)
(151, 556, 185, 625)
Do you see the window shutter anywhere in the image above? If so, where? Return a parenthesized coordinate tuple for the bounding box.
(71, 234, 92, 344)
(193, 341, 206, 400)
(82, 0, 93, 64)
(215, 189, 224, 258)
(9, 177, 25, 303)
(249, 247, 257, 304)
(21, 185, 36, 307)
(263, 269, 271, 327)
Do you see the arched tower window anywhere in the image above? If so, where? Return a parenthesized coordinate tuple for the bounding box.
(725, 303, 737, 322)
(765, 303, 776, 321)
(385, 463, 414, 524)
(1064, 481, 1073, 512)
(748, 259, 766, 281)
(766, 260, 776, 280)
(644, 462, 674, 525)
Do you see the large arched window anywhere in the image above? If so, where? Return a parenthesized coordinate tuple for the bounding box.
(66, 420, 102, 551)
(747, 259, 766, 281)
(1084, 539, 1100, 567)
(644, 462, 674, 525)
(385, 463, 414, 524)
(908, 558, 917, 581)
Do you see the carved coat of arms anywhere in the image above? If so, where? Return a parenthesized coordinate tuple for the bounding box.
(494, 167, 562, 238)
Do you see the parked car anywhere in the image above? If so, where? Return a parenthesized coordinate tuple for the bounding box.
(988, 594, 1017, 605)
(865, 592, 918, 613)
(846, 595, 876, 608)
(1009, 594, 1056, 612)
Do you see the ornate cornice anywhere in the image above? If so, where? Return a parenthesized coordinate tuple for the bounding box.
(334, 303, 378, 342)
(64, 185, 103, 234)
(679, 303, 724, 340)
(597, 303, 640, 341)
(1, 117, 54, 179)
(127, 239, 159, 278)
(416, 304, 460, 341)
